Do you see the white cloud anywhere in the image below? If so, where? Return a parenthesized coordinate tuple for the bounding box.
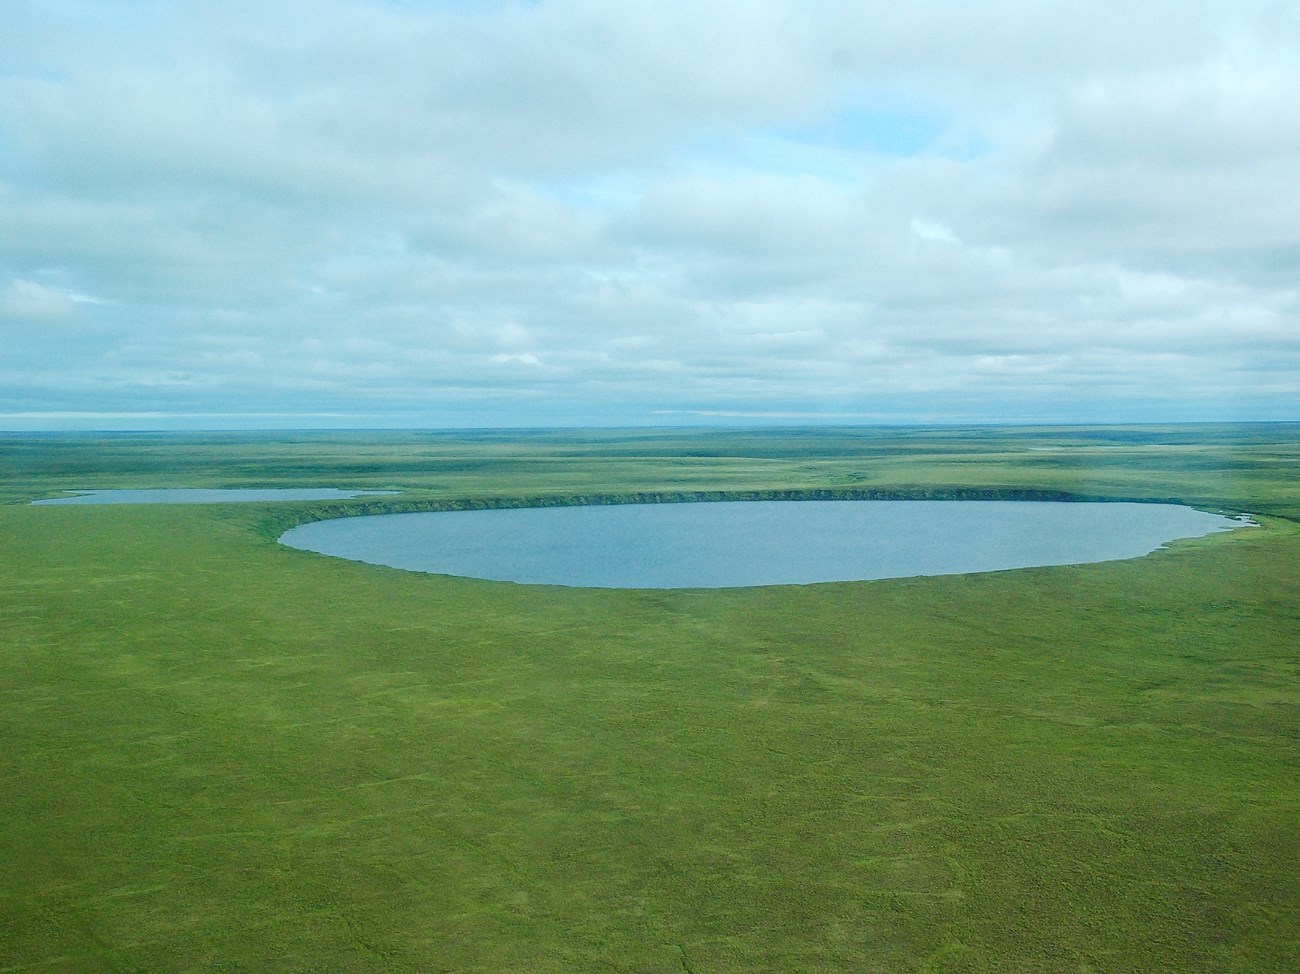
(910, 219, 960, 245)
(491, 352, 543, 367)
(1, 278, 76, 320)
(0, 0, 1297, 426)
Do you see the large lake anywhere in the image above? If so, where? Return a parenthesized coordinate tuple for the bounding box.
(279, 500, 1244, 589)
(33, 488, 394, 505)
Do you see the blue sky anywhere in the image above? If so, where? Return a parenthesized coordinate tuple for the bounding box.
(1, 0, 1298, 430)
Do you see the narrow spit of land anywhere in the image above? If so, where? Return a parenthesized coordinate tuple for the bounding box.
(1, 424, 1297, 973)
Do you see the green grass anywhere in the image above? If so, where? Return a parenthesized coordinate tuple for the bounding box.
(1, 425, 1298, 971)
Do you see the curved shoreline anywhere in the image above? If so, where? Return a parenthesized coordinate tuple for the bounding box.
(278, 498, 1246, 590)
(253, 484, 1240, 540)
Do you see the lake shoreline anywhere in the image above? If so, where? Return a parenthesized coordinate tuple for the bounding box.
(280, 499, 1244, 589)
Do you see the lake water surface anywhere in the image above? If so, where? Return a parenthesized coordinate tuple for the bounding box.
(279, 500, 1243, 589)
(34, 488, 395, 505)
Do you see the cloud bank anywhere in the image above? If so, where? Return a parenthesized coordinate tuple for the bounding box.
(2, 0, 1297, 428)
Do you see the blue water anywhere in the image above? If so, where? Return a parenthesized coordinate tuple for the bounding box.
(279, 500, 1243, 589)
(33, 488, 396, 505)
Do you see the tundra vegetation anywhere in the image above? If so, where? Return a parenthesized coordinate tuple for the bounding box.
(1, 424, 1297, 972)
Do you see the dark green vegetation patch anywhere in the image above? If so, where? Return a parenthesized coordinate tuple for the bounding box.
(2, 425, 1298, 972)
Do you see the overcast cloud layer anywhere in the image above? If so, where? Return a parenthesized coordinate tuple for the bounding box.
(2, 0, 1298, 429)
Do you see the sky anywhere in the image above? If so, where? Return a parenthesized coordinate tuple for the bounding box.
(2, 0, 1298, 430)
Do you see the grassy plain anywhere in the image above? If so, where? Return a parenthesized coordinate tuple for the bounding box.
(1, 425, 1297, 972)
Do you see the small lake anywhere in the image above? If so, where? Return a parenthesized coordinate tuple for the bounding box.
(33, 488, 395, 505)
(279, 500, 1244, 589)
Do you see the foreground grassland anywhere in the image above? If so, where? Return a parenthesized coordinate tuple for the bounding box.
(1, 425, 1297, 972)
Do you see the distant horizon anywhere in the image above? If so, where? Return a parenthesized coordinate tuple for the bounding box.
(4, 416, 1299, 436)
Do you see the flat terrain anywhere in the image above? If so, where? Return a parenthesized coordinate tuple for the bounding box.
(1, 425, 1297, 972)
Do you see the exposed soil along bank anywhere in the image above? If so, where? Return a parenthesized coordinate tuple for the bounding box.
(252, 486, 1212, 540)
